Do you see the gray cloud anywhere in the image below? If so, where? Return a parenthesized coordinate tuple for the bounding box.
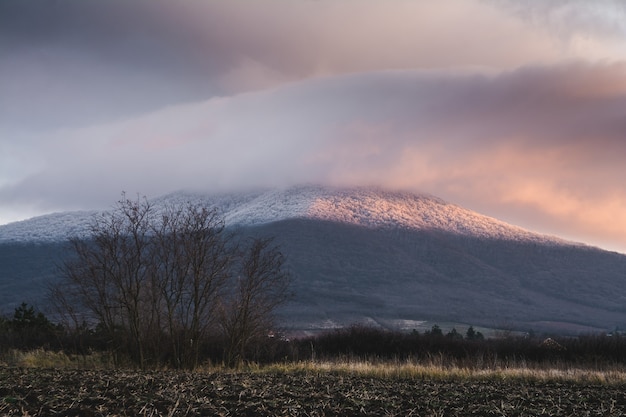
(1, 0, 602, 132)
(0, 1, 233, 130)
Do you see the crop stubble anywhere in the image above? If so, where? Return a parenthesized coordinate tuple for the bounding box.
(1, 367, 626, 416)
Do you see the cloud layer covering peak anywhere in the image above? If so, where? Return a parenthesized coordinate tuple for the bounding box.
(1, 0, 626, 253)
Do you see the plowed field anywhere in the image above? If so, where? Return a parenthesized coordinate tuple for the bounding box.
(2, 367, 626, 416)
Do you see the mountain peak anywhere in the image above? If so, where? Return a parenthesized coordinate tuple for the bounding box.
(0, 184, 574, 247)
(219, 185, 569, 246)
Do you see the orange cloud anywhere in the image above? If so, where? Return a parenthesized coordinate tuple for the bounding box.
(400, 143, 626, 252)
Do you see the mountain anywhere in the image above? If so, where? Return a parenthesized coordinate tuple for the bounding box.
(0, 185, 577, 244)
(1, 185, 626, 335)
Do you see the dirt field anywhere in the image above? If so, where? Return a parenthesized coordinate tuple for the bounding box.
(2, 367, 626, 416)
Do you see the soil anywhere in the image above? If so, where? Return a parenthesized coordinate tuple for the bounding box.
(2, 367, 626, 416)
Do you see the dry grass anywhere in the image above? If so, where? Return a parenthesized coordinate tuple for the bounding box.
(258, 359, 626, 385)
(4, 348, 626, 386)
(0, 348, 114, 369)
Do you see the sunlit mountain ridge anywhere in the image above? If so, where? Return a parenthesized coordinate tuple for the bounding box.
(0, 185, 578, 247)
(1, 185, 624, 335)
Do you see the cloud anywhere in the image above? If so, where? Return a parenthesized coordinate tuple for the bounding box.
(493, 0, 626, 39)
(2, 0, 614, 132)
(2, 61, 626, 251)
(491, 0, 626, 61)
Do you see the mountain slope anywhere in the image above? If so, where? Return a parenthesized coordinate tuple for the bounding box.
(247, 218, 626, 334)
(1, 185, 624, 334)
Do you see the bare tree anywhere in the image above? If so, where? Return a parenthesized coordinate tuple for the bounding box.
(219, 237, 292, 368)
(57, 194, 155, 367)
(152, 202, 233, 369)
(53, 194, 292, 369)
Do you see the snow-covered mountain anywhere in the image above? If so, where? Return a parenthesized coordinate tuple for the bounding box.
(0, 185, 574, 246)
(1, 185, 625, 335)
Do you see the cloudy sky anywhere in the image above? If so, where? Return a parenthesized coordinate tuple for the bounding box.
(1, 0, 626, 253)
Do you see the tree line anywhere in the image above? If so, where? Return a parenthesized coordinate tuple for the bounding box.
(294, 325, 626, 368)
(48, 194, 292, 369)
(6, 307, 626, 371)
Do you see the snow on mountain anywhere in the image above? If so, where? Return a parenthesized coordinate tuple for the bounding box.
(0, 210, 98, 243)
(0, 185, 575, 247)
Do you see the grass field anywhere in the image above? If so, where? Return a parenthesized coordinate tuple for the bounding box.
(3, 361, 626, 416)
